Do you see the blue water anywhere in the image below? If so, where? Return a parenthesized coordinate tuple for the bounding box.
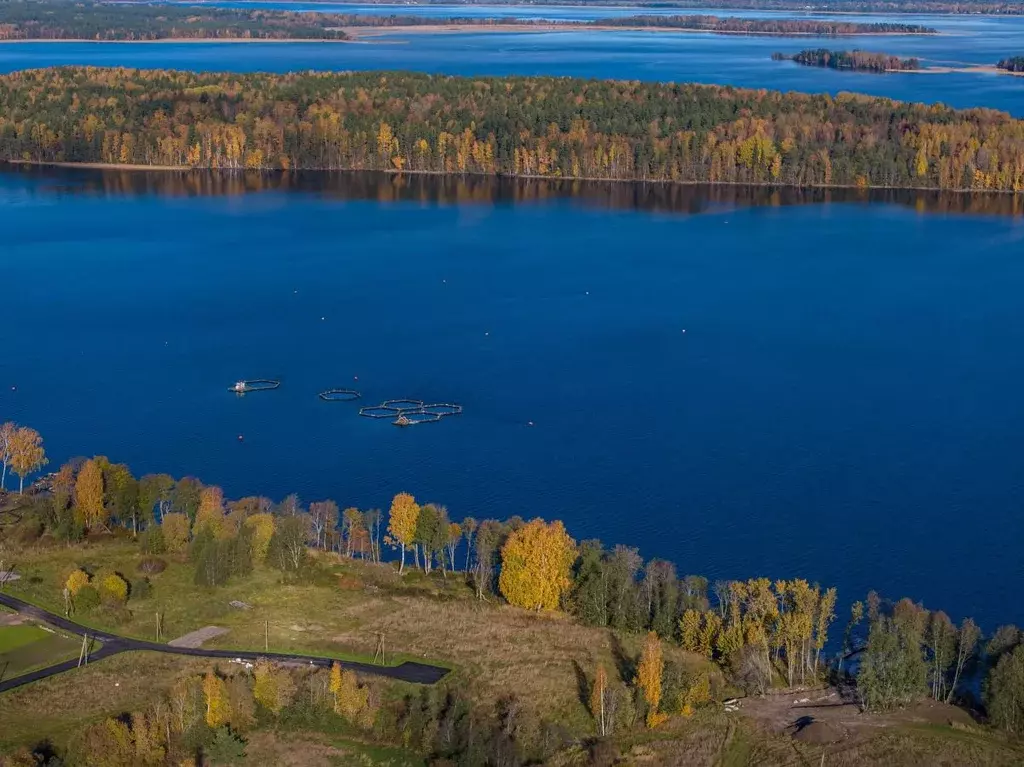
(2, 168, 1023, 631)
(2, 6, 1023, 114)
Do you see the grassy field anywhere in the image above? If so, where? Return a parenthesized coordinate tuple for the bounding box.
(0, 623, 83, 678)
(2, 541, 719, 733)
(2, 540, 1023, 765)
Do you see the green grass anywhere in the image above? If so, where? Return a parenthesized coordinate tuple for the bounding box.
(0, 624, 84, 678)
(0, 624, 48, 652)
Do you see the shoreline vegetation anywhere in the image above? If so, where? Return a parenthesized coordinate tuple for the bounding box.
(0, 1, 940, 42)
(2, 68, 1024, 193)
(3, 425, 1024, 763)
(997, 55, 1024, 71)
(773, 48, 922, 72)
(215, 0, 1024, 16)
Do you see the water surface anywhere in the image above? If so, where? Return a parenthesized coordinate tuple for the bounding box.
(2, 166, 1023, 630)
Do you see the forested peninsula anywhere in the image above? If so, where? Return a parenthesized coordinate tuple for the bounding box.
(774, 49, 922, 72)
(0, 0, 938, 41)
(279, 0, 1024, 15)
(997, 56, 1024, 71)
(2, 68, 1023, 192)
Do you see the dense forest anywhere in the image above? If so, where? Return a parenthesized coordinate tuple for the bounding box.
(997, 55, 1024, 71)
(1, 68, 1023, 192)
(0, 1, 938, 40)
(774, 49, 922, 72)
(0, 0, 349, 40)
(597, 15, 936, 34)
(323, 0, 1024, 15)
(3, 418, 1024, 766)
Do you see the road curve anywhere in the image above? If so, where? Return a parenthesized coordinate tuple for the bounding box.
(0, 592, 449, 693)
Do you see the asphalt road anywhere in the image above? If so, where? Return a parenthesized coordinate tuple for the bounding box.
(0, 592, 449, 693)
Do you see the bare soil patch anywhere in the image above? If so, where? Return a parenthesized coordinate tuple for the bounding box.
(167, 625, 228, 648)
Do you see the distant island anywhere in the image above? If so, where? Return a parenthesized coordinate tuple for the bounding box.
(583, 16, 936, 35)
(997, 56, 1024, 72)
(2, 68, 1023, 193)
(0, 1, 938, 41)
(773, 49, 922, 72)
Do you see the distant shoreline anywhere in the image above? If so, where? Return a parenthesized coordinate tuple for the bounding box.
(4, 159, 1020, 197)
(0, 23, 942, 43)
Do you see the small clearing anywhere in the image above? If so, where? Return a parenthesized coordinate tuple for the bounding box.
(167, 625, 228, 648)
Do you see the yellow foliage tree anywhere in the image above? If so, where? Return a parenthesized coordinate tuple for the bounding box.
(99, 572, 129, 606)
(386, 492, 419, 574)
(332, 664, 370, 724)
(498, 518, 576, 611)
(679, 610, 703, 654)
(65, 568, 90, 596)
(74, 458, 106, 530)
(636, 631, 665, 728)
(194, 486, 227, 539)
(7, 425, 47, 494)
(681, 673, 711, 717)
(253, 659, 294, 714)
(203, 671, 229, 728)
(161, 512, 191, 554)
(244, 513, 276, 564)
(698, 612, 723, 659)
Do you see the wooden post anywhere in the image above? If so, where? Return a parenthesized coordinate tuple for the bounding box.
(265, 620, 269, 653)
(374, 632, 385, 665)
(78, 633, 89, 667)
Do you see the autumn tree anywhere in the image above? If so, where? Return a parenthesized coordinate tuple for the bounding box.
(161, 512, 191, 554)
(99, 571, 129, 606)
(74, 458, 107, 530)
(66, 568, 90, 596)
(194, 486, 226, 538)
(461, 516, 477, 572)
(386, 492, 419, 575)
(8, 425, 47, 494)
(244, 513, 275, 564)
(986, 644, 1024, 734)
(679, 610, 703, 654)
(636, 631, 666, 728)
(498, 518, 576, 611)
(203, 671, 229, 728)
(253, 659, 295, 714)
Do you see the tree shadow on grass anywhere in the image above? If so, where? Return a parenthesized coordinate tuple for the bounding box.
(572, 659, 590, 709)
(609, 631, 635, 684)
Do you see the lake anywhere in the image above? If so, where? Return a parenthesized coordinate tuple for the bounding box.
(2, 3, 1024, 114)
(2, 165, 1023, 631)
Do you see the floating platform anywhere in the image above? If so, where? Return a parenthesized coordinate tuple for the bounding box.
(393, 410, 442, 427)
(319, 388, 361, 402)
(229, 379, 280, 394)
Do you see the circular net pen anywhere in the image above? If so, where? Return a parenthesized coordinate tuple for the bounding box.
(229, 379, 281, 393)
(381, 399, 426, 411)
(319, 389, 361, 402)
(359, 405, 400, 419)
(420, 403, 463, 417)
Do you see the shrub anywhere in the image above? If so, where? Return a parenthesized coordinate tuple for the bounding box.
(131, 577, 152, 600)
(74, 584, 101, 613)
(98, 572, 129, 606)
(140, 525, 167, 554)
(65, 568, 90, 596)
(137, 556, 167, 575)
